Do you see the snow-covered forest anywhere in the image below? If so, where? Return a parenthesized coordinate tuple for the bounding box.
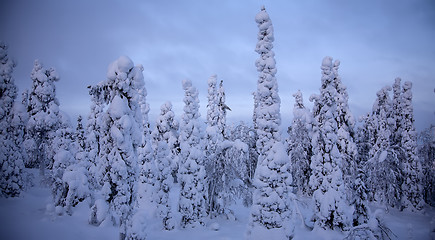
(1, 6, 434, 240)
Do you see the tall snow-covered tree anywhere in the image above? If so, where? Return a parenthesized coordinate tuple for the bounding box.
(364, 86, 402, 209)
(51, 112, 77, 214)
(178, 79, 207, 228)
(75, 115, 86, 160)
(247, 7, 294, 239)
(331, 60, 358, 202)
(206, 75, 219, 129)
(205, 76, 241, 218)
(309, 57, 351, 230)
(86, 83, 106, 192)
(135, 71, 154, 211)
(217, 79, 230, 136)
(153, 140, 175, 230)
(355, 114, 371, 168)
(400, 81, 424, 211)
(287, 90, 312, 196)
(352, 118, 372, 226)
(205, 74, 223, 216)
(151, 102, 179, 230)
(252, 6, 281, 158)
(0, 42, 16, 121)
(59, 116, 90, 215)
(390, 78, 404, 147)
(152, 101, 179, 184)
(352, 168, 370, 226)
(231, 122, 257, 183)
(178, 79, 207, 224)
(0, 42, 26, 197)
(229, 122, 256, 206)
(24, 60, 61, 179)
(418, 125, 435, 206)
(92, 56, 144, 239)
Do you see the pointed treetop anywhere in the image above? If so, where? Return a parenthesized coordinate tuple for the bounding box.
(255, 5, 270, 24)
(321, 56, 333, 68)
(403, 81, 412, 91)
(293, 90, 305, 109)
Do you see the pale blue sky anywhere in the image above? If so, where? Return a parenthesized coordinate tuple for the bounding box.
(1, 0, 434, 130)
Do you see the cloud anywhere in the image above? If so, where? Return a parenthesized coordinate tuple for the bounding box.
(1, 0, 434, 129)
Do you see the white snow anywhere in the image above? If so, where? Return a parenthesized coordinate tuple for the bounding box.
(379, 150, 388, 163)
(2, 171, 432, 240)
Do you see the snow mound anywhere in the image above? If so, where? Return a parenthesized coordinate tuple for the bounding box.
(379, 150, 388, 163)
(116, 56, 134, 73)
(108, 95, 128, 119)
(209, 222, 220, 231)
(107, 55, 134, 79)
(322, 56, 333, 68)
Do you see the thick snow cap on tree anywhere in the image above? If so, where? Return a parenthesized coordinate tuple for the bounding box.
(322, 56, 333, 68)
(107, 56, 134, 80)
(255, 6, 273, 37)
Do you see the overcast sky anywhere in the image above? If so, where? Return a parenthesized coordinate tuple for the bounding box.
(1, 0, 434, 130)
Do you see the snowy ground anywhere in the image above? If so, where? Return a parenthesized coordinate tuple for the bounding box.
(0, 170, 433, 240)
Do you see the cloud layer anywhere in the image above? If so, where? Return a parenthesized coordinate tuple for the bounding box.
(1, 0, 434, 129)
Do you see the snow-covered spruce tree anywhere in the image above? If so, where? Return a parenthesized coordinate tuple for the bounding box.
(216, 80, 247, 218)
(178, 79, 207, 228)
(246, 7, 294, 239)
(309, 57, 351, 231)
(153, 141, 175, 230)
(217, 79, 231, 137)
(92, 56, 143, 239)
(206, 75, 219, 129)
(391, 78, 403, 147)
(400, 81, 424, 211)
(331, 60, 358, 202)
(352, 168, 370, 226)
(150, 102, 179, 230)
(228, 122, 256, 207)
(351, 116, 372, 226)
(86, 83, 107, 192)
(205, 76, 242, 219)
(135, 64, 154, 209)
(287, 90, 312, 196)
(64, 114, 91, 214)
(220, 137, 250, 209)
(355, 114, 371, 169)
(137, 127, 155, 211)
(252, 6, 280, 157)
(51, 112, 80, 215)
(54, 114, 91, 216)
(24, 60, 61, 180)
(75, 115, 86, 162)
(0, 42, 26, 197)
(418, 125, 435, 206)
(205, 74, 223, 217)
(364, 86, 402, 209)
(231, 122, 257, 183)
(152, 101, 179, 182)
